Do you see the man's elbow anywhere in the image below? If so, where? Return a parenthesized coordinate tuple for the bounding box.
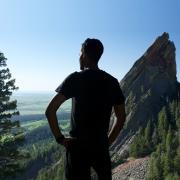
(45, 108, 50, 118)
(45, 107, 55, 118)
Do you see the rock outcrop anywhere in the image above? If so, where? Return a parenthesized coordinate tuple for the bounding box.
(111, 32, 179, 165)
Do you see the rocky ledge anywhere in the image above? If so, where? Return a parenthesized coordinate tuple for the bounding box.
(112, 157, 150, 180)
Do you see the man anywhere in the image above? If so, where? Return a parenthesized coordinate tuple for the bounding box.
(45, 38, 126, 180)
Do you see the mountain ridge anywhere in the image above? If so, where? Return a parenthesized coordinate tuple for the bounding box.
(111, 32, 179, 169)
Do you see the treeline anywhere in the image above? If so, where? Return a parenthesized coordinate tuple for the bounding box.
(129, 100, 180, 179)
(12, 112, 70, 122)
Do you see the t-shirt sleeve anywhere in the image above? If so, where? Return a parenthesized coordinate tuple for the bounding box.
(55, 72, 78, 99)
(111, 79, 125, 105)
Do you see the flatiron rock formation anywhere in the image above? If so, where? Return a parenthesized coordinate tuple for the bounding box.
(111, 32, 179, 163)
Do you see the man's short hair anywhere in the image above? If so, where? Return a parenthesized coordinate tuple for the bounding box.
(82, 38, 104, 63)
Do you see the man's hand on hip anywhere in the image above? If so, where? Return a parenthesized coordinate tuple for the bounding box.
(60, 136, 77, 149)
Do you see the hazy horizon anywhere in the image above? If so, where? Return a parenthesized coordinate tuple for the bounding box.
(12, 91, 71, 116)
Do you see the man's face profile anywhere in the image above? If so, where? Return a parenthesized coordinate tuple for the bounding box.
(79, 48, 86, 70)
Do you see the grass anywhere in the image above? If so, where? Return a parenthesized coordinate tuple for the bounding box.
(21, 119, 48, 131)
(21, 119, 70, 132)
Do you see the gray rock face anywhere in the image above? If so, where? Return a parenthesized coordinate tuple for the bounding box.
(111, 32, 179, 162)
(121, 32, 176, 91)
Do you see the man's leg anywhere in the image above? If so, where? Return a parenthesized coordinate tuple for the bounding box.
(91, 149, 112, 180)
(65, 144, 91, 180)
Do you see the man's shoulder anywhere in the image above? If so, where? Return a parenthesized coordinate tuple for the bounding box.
(66, 71, 79, 79)
(100, 70, 118, 82)
(78, 69, 117, 79)
(69, 71, 79, 76)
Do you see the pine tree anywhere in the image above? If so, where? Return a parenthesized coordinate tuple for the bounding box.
(152, 126, 159, 147)
(144, 119, 154, 153)
(163, 150, 172, 177)
(129, 134, 139, 158)
(157, 107, 169, 149)
(158, 107, 169, 131)
(174, 147, 180, 175)
(0, 52, 19, 132)
(154, 152, 163, 180)
(147, 154, 155, 180)
(0, 52, 24, 179)
(166, 126, 173, 152)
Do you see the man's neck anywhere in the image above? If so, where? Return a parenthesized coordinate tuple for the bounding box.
(86, 64, 99, 70)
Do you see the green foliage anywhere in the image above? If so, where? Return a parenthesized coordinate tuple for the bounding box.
(0, 52, 25, 179)
(163, 149, 173, 177)
(174, 147, 180, 175)
(8, 121, 68, 180)
(165, 173, 174, 180)
(146, 100, 180, 180)
(147, 152, 163, 180)
(35, 141, 65, 180)
(36, 158, 66, 180)
(129, 120, 154, 158)
(173, 173, 180, 180)
(0, 53, 19, 122)
(151, 126, 159, 147)
(0, 52, 19, 129)
(157, 107, 169, 146)
(129, 98, 180, 180)
(145, 120, 152, 142)
(166, 126, 173, 152)
(154, 154, 163, 180)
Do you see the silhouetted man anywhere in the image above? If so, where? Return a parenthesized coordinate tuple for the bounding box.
(46, 38, 126, 180)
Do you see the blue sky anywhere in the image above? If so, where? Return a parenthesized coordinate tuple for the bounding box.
(0, 0, 179, 91)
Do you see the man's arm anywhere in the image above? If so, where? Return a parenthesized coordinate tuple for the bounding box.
(45, 93, 66, 139)
(108, 103, 126, 146)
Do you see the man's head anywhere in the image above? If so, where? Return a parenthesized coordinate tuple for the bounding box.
(80, 38, 104, 70)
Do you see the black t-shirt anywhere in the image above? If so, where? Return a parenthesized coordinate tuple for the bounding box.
(56, 69, 125, 145)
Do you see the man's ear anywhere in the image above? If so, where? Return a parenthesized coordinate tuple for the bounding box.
(83, 53, 87, 59)
(80, 56, 85, 70)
